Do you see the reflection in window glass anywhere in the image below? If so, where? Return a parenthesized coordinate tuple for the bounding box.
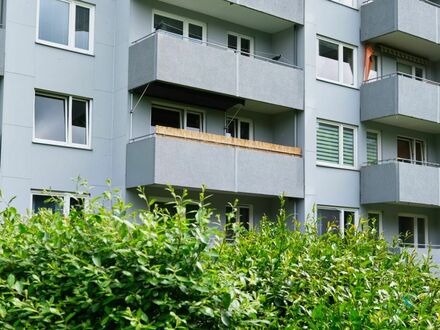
(39, 0, 69, 45)
(154, 14, 183, 35)
(33, 194, 63, 213)
(35, 95, 66, 142)
(318, 209, 340, 235)
(318, 39, 339, 82)
(75, 6, 90, 50)
(72, 100, 87, 145)
(343, 47, 354, 85)
(189, 24, 203, 41)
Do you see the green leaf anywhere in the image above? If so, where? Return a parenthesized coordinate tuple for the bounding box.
(92, 255, 102, 267)
(221, 313, 231, 327)
(7, 274, 15, 288)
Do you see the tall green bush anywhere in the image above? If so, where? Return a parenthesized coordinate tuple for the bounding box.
(0, 188, 438, 329)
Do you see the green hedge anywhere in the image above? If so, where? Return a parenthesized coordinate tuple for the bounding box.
(0, 188, 439, 329)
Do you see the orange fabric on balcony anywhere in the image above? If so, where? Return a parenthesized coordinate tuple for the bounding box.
(363, 45, 375, 81)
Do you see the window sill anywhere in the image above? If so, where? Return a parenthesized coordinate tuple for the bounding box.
(317, 162, 359, 172)
(316, 77, 359, 90)
(35, 40, 94, 57)
(32, 139, 92, 151)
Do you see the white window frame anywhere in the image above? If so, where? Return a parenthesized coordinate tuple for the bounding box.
(225, 117, 254, 140)
(368, 54, 382, 81)
(33, 91, 92, 149)
(317, 205, 359, 235)
(366, 210, 383, 233)
(152, 9, 207, 41)
(36, 0, 95, 55)
(317, 35, 358, 88)
(227, 31, 255, 56)
(225, 204, 254, 232)
(397, 135, 427, 164)
(150, 103, 205, 133)
(396, 59, 426, 79)
(366, 129, 382, 164)
(316, 119, 358, 169)
(31, 190, 88, 216)
(398, 213, 429, 248)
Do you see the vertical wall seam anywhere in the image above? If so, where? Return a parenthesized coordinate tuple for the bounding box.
(234, 147, 238, 192)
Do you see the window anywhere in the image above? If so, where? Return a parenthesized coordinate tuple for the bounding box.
(153, 10, 206, 41)
(34, 92, 91, 148)
(330, 0, 358, 8)
(225, 117, 253, 140)
(317, 120, 357, 168)
(151, 105, 204, 132)
(366, 130, 381, 165)
(317, 206, 357, 235)
(368, 55, 379, 80)
(398, 215, 427, 248)
(225, 205, 253, 240)
(37, 0, 95, 54)
(397, 137, 426, 165)
(397, 61, 425, 80)
(366, 211, 382, 237)
(32, 191, 85, 215)
(228, 33, 254, 57)
(317, 37, 357, 86)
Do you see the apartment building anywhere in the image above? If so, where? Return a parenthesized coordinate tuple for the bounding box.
(0, 0, 439, 262)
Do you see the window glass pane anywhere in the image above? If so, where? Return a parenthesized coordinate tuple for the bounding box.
(226, 118, 237, 138)
(75, 6, 90, 50)
(228, 34, 237, 51)
(415, 67, 424, 80)
(397, 138, 412, 162)
(397, 62, 412, 75)
(344, 211, 355, 230)
(186, 112, 202, 131)
(417, 218, 426, 247)
(240, 121, 250, 140)
(70, 197, 84, 212)
(72, 100, 87, 145)
(399, 216, 414, 246)
(367, 131, 379, 164)
(317, 122, 339, 164)
(318, 39, 339, 81)
(35, 95, 66, 142)
(368, 55, 378, 80)
(318, 209, 340, 235)
(188, 23, 203, 41)
(367, 212, 380, 236)
(33, 195, 62, 213)
(151, 107, 181, 129)
(154, 14, 183, 35)
(415, 141, 424, 164)
(240, 38, 251, 56)
(39, 0, 69, 45)
(343, 127, 354, 166)
(239, 207, 250, 231)
(343, 47, 354, 85)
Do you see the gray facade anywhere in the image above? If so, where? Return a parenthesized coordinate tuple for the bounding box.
(1, 0, 440, 265)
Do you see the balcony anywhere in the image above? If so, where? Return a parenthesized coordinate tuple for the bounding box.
(159, 0, 304, 26)
(361, 73, 440, 132)
(361, 0, 440, 60)
(128, 31, 304, 111)
(126, 126, 304, 198)
(361, 160, 440, 207)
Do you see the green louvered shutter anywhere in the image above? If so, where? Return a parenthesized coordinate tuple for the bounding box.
(343, 127, 354, 166)
(317, 122, 339, 164)
(366, 131, 378, 164)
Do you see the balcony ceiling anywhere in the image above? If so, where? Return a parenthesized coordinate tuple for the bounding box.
(375, 115, 440, 134)
(158, 0, 294, 33)
(370, 32, 440, 61)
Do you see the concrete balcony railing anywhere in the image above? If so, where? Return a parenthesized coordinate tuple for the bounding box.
(361, 160, 440, 206)
(126, 126, 304, 198)
(361, 73, 440, 128)
(128, 31, 304, 110)
(361, 0, 440, 47)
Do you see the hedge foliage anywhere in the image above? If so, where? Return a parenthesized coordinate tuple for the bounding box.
(0, 187, 439, 329)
